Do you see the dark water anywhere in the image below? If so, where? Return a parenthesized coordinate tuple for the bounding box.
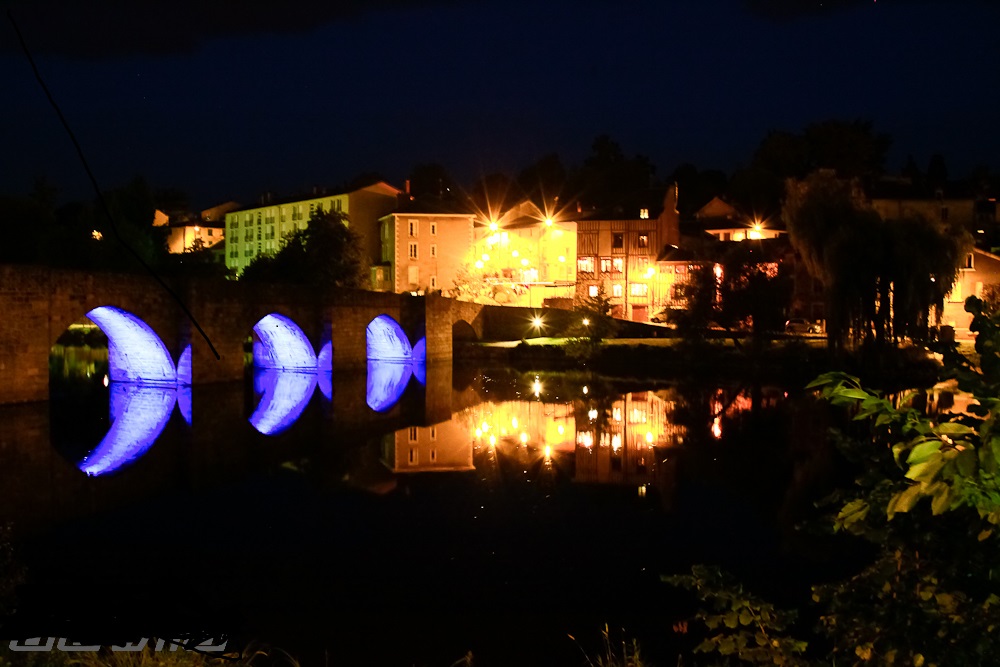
(0, 360, 842, 666)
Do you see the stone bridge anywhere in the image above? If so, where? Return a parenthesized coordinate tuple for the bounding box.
(0, 265, 517, 404)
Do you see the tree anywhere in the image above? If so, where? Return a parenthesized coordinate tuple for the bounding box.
(516, 153, 567, 213)
(717, 242, 793, 336)
(567, 285, 618, 360)
(408, 163, 456, 200)
(241, 208, 364, 290)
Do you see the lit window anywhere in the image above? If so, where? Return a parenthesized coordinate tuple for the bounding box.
(639, 208, 649, 219)
(588, 285, 599, 298)
(612, 284, 623, 298)
(638, 234, 649, 248)
(409, 242, 418, 259)
(630, 283, 648, 297)
(578, 256, 595, 273)
(612, 257, 624, 273)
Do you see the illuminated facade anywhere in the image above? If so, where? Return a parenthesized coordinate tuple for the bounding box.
(374, 210, 475, 294)
(464, 200, 578, 307)
(155, 201, 238, 255)
(224, 182, 400, 278)
(574, 186, 680, 321)
(381, 420, 474, 472)
(940, 247, 1000, 334)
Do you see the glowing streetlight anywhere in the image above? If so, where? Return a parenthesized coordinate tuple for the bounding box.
(489, 221, 498, 231)
(544, 218, 553, 227)
(532, 316, 543, 329)
(582, 318, 590, 326)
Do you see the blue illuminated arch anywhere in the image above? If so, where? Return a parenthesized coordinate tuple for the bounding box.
(253, 313, 317, 370)
(366, 360, 412, 412)
(78, 383, 176, 476)
(176, 344, 192, 386)
(85, 306, 177, 385)
(317, 340, 333, 372)
(249, 368, 318, 435)
(366, 315, 412, 361)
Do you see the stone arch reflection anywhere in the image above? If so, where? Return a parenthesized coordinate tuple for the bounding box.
(78, 383, 177, 476)
(249, 368, 318, 435)
(366, 360, 412, 412)
(85, 306, 177, 384)
(252, 313, 317, 370)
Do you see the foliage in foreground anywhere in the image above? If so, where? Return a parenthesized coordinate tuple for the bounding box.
(666, 296, 1000, 666)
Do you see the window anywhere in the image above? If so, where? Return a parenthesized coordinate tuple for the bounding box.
(588, 285, 599, 297)
(207, 229, 213, 237)
(408, 426, 418, 442)
(408, 242, 418, 259)
(408, 266, 419, 284)
(430, 426, 437, 441)
(430, 222, 437, 236)
(964, 253, 974, 270)
(612, 233, 624, 250)
(430, 244, 437, 258)
(631, 283, 648, 297)
(612, 257, 624, 273)
(600, 258, 612, 273)
(638, 234, 649, 248)
(375, 267, 384, 282)
(430, 275, 437, 289)
(636, 257, 648, 272)
(408, 448, 418, 465)
(612, 284, 623, 298)
(430, 449, 437, 463)
(639, 208, 649, 219)
(578, 256, 595, 274)
(949, 280, 963, 303)
(409, 219, 418, 237)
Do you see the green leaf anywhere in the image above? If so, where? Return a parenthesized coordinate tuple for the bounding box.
(837, 387, 872, 401)
(907, 439, 943, 465)
(932, 422, 976, 436)
(889, 484, 922, 518)
(905, 454, 945, 482)
(931, 485, 952, 515)
(957, 448, 978, 477)
(739, 609, 753, 626)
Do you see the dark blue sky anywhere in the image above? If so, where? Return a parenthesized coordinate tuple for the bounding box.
(3, 0, 999, 208)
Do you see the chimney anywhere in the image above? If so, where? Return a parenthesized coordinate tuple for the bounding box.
(405, 179, 411, 195)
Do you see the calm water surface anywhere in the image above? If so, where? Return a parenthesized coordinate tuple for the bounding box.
(0, 360, 831, 666)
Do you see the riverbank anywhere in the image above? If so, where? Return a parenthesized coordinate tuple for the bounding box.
(457, 336, 947, 389)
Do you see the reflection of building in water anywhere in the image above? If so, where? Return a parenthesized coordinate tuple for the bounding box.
(707, 387, 784, 440)
(575, 390, 683, 487)
(381, 420, 474, 472)
(462, 400, 577, 453)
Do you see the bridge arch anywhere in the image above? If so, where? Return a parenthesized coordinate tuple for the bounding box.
(84, 306, 177, 385)
(452, 319, 478, 342)
(366, 314, 412, 361)
(252, 313, 318, 370)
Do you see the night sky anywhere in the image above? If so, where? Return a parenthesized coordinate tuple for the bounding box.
(3, 0, 999, 208)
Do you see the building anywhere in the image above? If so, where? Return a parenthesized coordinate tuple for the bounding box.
(381, 420, 474, 472)
(154, 201, 239, 255)
(940, 247, 1000, 335)
(465, 200, 578, 307)
(223, 182, 400, 278)
(374, 201, 475, 294)
(574, 185, 680, 321)
(690, 196, 784, 242)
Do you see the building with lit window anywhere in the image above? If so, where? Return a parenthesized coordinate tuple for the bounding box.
(374, 202, 475, 294)
(223, 182, 400, 278)
(154, 201, 239, 255)
(574, 185, 680, 321)
(462, 200, 578, 307)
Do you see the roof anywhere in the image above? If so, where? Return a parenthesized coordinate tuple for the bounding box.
(656, 244, 697, 262)
(229, 180, 401, 213)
